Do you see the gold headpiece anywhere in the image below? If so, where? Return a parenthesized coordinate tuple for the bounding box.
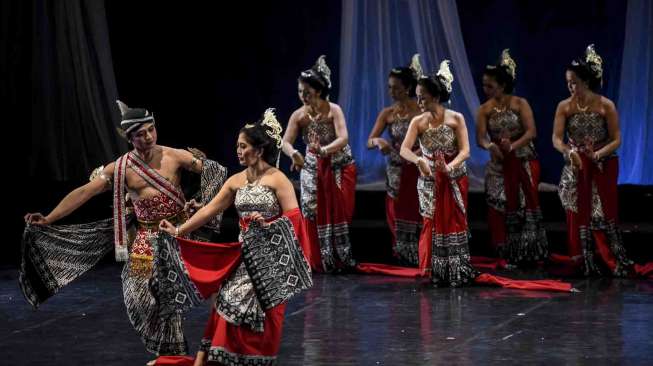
(499, 49, 516, 79)
(436, 60, 454, 93)
(261, 108, 283, 148)
(314, 55, 332, 89)
(409, 53, 424, 79)
(584, 44, 603, 78)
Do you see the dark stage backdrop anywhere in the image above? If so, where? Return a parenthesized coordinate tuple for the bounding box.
(456, 0, 627, 184)
(8, 0, 130, 265)
(29, 0, 128, 182)
(105, 1, 342, 177)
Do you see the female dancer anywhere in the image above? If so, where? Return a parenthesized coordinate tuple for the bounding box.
(281, 55, 357, 272)
(476, 49, 548, 265)
(156, 109, 312, 365)
(552, 45, 633, 276)
(367, 54, 422, 265)
(399, 58, 478, 286)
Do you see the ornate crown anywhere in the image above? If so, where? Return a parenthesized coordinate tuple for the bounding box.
(436, 60, 454, 93)
(584, 44, 603, 79)
(499, 49, 516, 79)
(261, 108, 283, 148)
(244, 108, 283, 149)
(314, 55, 332, 89)
(409, 53, 424, 79)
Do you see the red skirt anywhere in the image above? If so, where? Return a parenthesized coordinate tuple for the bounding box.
(553, 156, 638, 276)
(302, 157, 357, 272)
(156, 208, 309, 365)
(487, 155, 548, 263)
(199, 303, 286, 365)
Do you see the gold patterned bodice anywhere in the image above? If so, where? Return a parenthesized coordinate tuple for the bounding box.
(234, 183, 281, 219)
(488, 109, 523, 141)
(487, 109, 536, 159)
(302, 117, 337, 146)
(566, 112, 609, 148)
(419, 124, 458, 158)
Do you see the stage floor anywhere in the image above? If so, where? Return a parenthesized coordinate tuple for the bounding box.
(1, 263, 652, 365)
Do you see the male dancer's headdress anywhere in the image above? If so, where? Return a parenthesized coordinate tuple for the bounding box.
(116, 100, 155, 136)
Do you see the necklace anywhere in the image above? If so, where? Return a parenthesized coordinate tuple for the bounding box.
(393, 103, 409, 121)
(492, 96, 509, 113)
(576, 98, 589, 113)
(307, 110, 322, 123)
(306, 103, 325, 123)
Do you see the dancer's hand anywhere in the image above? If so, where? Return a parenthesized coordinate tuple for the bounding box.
(184, 199, 203, 217)
(569, 150, 583, 170)
(158, 219, 177, 236)
(443, 162, 454, 173)
(592, 150, 603, 162)
(290, 151, 305, 171)
(434, 159, 453, 173)
(307, 132, 322, 155)
(488, 143, 504, 162)
(186, 147, 207, 160)
(249, 212, 269, 227)
(371, 137, 391, 155)
(582, 137, 594, 159)
(416, 158, 432, 177)
(24, 212, 50, 225)
(499, 137, 512, 153)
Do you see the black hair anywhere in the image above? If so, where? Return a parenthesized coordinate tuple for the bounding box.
(567, 59, 602, 92)
(417, 76, 450, 103)
(298, 69, 330, 100)
(483, 65, 515, 94)
(239, 121, 280, 166)
(389, 67, 417, 97)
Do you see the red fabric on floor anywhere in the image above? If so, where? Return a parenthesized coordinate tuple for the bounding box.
(634, 263, 653, 278)
(475, 273, 572, 292)
(356, 263, 424, 277)
(470, 256, 509, 270)
(154, 356, 194, 366)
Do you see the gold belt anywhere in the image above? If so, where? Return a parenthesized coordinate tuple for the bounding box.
(136, 210, 187, 230)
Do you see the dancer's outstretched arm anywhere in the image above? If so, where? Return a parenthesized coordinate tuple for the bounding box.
(24, 163, 115, 225)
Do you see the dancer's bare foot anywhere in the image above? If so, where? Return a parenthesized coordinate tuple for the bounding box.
(193, 351, 207, 366)
(146, 360, 156, 366)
